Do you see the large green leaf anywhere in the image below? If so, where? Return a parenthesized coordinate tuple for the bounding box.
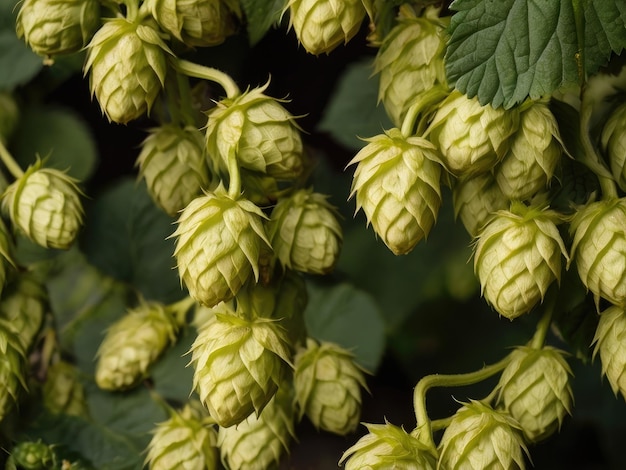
(241, 0, 287, 45)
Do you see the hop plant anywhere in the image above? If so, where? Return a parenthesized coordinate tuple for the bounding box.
(339, 420, 437, 469)
(145, 402, 218, 470)
(95, 301, 179, 391)
(593, 304, 626, 401)
(84, 17, 171, 124)
(6, 440, 56, 470)
(16, 0, 100, 57)
(348, 129, 442, 255)
(189, 305, 293, 427)
(601, 102, 626, 191)
(286, 0, 367, 56)
(136, 123, 210, 216)
(496, 346, 573, 442)
(0, 92, 20, 144)
(172, 186, 269, 307)
(266, 188, 343, 274)
(438, 400, 527, 470)
(2, 161, 84, 250)
(473, 202, 568, 319)
(569, 197, 626, 307)
(0, 318, 28, 423)
(0, 217, 15, 297)
(293, 338, 368, 435)
(426, 89, 520, 177)
(43, 360, 89, 417)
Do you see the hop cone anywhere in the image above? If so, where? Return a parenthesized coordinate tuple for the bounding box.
(426, 90, 519, 177)
(145, 0, 240, 47)
(189, 306, 292, 427)
(601, 102, 626, 191)
(374, 6, 448, 127)
(294, 338, 368, 435)
(43, 360, 89, 417)
(438, 400, 527, 470)
(16, 0, 100, 57)
(0, 92, 19, 144)
(339, 420, 437, 470)
(84, 17, 170, 124)
(496, 346, 573, 442)
(145, 402, 218, 470)
(0, 318, 28, 423)
(7, 440, 56, 470)
(348, 129, 442, 255)
(266, 188, 342, 274)
(286, 0, 367, 55)
(452, 171, 509, 238)
(172, 187, 269, 307)
(217, 383, 296, 470)
(474, 202, 568, 319)
(95, 301, 178, 391)
(569, 198, 626, 307)
(0, 218, 15, 298)
(593, 305, 626, 401)
(205, 84, 305, 181)
(2, 161, 84, 250)
(136, 124, 210, 216)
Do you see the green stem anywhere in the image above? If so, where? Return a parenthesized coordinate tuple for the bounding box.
(0, 139, 24, 179)
(167, 296, 196, 327)
(226, 147, 242, 198)
(176, 72, 199, 127)
(173, 59, 240, 100)
(122, 0, 139, 21)
(400, 86, 448, 138)
(529, 288, 558, 350)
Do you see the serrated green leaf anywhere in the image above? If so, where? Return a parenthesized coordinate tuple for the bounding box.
(241, 0, 286, 45)
(583, 2, 626, 74)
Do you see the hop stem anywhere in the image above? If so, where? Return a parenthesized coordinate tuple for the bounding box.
(167, 296, 196, 328)
(173, 59, 240, 100)
(0, 139, 24, 179)
(529, 287, 558, 350)
(400, 86, 448, 138)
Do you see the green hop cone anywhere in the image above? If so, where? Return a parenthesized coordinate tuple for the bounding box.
(136, 124, 210, 216)
(266, 188, 343, 274)
(294, 338, 368, 436)
(7, 440, 56, 470)
(16, 0, 100, 57)
(438, 400, 527, 470)
(374, 6, 448, 127)
(0, 218, 15, 298)
(495, 100, 564, 200)
(145, 402, 218, 470)
(452, 171, 509, 238)
(286, 0, 367, 55)
(0, 92, 20, 144)
(474, 202, 568, 319)
(2, 161, 84, 250)
(43, 360, 89, 417)
(593, 305, 626, 401)
(569, 197, 626, 307)
(145, 0, 240, 47)
(95, 301, 179, 391)
(339, 420, 437, 470)
(496, 346, 573, 443)
(217, 383, 296, 470)
(189, 305, 293, 427)
(426, 89, 520, 177)
(348, 129, 442, 255)
(172, 187, 269, 307)
(0, 318, 28, 423)
(205, 84, 305, 182)
(84, 17, 171, 124)
(601, 102, 626, 191)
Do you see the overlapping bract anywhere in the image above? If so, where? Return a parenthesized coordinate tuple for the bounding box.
(601, 102, 626, 191)
(0, 319, 28, 424)
(593, 305, 626, 401)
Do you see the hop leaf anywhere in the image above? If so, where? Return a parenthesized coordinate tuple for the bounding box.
(593, 305, 626, 401)
(348, 129, 442, 255)
(0, 318, 28, 424)
(601, 102, 626, 192)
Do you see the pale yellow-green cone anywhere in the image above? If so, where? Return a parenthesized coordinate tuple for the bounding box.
(495, 101, 564, 200)
(339, 420, 437, 469)
(474, 202, 568, 320)
(0, 92, 19, 145)
(0, 318, 28, 423)
(95, 301, 179, 391)
(569, 198, 626, 308)
(0, 272, 47, 352)
(43, 360, 89, 417)
(286, 0, 367, 55)
(438, 400, 527, 470)
(374, 6, 449, 127)
(7, 440, 56, 470)
(496, 346, 573, 443)
(172, 186, 269, 307)
(84, 17, 171, 124)
(601, 102, 626, 191)
(189, 306, 293, 428)
(136, 123, 211, 216)
(217, 382, 297, 470)
(205, 84, 305, 182)
(348, 129, 442, 255)
(145, 0, 240, 47)
(426, 89, 520, 177)
(145, 402, 218, 470)
(2, 161, 84, 250)
(452, 171, 509, 238)
(0, 217, 16, 299)
(16, 0, 100, 57)
(294, 338, 368, 435)
(266, 188, 343, 275)
(593, 304, 626, 401)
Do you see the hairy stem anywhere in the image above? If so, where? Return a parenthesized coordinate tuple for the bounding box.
(173, 59, 240, 100)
